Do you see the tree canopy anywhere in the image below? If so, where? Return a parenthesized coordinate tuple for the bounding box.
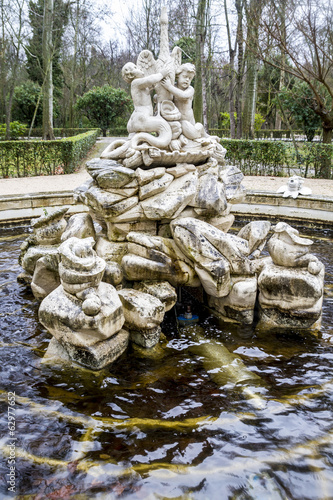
(75, 85, 132, 136)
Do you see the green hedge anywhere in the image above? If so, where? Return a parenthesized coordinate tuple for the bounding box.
(0, 129, 99, 178)
(210, 129, 305, 139)
(220, 138, 333, 178)
(108, 127, 128, 136)
(27, 127, 100, 138)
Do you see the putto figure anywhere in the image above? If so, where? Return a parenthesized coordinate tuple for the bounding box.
(161, 63, 208, 143)
(122, 61, 173, 150)
(100, 7, 224, 168)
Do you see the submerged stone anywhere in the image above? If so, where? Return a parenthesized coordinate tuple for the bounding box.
(130, 326, 161, 348)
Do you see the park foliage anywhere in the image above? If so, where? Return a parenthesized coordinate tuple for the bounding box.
(0, 129, 99, 178)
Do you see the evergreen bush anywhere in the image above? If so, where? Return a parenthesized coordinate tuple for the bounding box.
(0, 129, 98, 178)
(220, 138, 333, 178)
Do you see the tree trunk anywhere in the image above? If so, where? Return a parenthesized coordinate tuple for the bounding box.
(69, 0, 79, 128)
(201, 44, 208, 131)
(243, 57, 258, 139)
(274, 0, 286, 130)
(193, 0, 207, 124)
(243, 0, 261, 139)
(224, 0, 236, 138)
(42, 0, 55, 140)
(321, 126, 333, 178)
(235, 0, 244, 139)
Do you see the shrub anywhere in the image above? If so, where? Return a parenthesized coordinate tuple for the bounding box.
(220, 138, 333, 178)
(25, 127, 101, 138)
(0, 129, 98, 178)
(76, 85, 132, 136)
(219, 112, 265, 131)
(12, 81, 43, 126)
(0, 122, 28, 140)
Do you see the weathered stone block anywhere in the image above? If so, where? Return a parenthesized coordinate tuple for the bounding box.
(43, 331, 129, 370)
(39, 282, 125, 347)
(141, 171, 198, 219)
(118, 288, 165, 330)
(133, 280, 177, 312)
(31, 255, 60, 300)
(130, 326, 161, 348)
(208, 276, 257, 324)
(61, 213, 96, 242)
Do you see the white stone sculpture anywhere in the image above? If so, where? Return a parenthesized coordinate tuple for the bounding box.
(18, 6, 326, 371)
(100, 7, 224, 169)
(277, 175, 312, 198)
(39, 237, 129, 369)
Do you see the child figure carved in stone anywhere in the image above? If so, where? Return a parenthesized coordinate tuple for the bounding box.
(122, 61, 173, 150)
(161, 63, 209, 143)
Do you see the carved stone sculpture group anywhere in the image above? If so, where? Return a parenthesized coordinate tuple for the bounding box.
(18, 7, 325, 370)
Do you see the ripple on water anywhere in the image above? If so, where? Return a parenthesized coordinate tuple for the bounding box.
(0, 225, 332, 498)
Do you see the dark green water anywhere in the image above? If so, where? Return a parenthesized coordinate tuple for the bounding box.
(0, 224, 332, 499)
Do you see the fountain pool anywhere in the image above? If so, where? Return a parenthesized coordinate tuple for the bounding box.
(0, 223, 332, 499)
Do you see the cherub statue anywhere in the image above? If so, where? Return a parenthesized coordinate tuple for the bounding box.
(100, 49, 182, 161)
(122, 61, 173, 150)
(161, 63, 207, 142)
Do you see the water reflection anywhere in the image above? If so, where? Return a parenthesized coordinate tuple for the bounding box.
(0, 224, 332, 499)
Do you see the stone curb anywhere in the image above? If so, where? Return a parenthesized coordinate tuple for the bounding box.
(0, 189, 332, 225)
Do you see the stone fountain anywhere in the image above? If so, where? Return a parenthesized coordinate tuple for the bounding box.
(19, 8, 325, 370)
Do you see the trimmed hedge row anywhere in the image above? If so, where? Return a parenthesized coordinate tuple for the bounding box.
(0, 129, 99, 178)
(220, 139, 333, 178)
(108, 127, 128, 136)
(25, 127, 101, 138)
(210, 129, 306, 139)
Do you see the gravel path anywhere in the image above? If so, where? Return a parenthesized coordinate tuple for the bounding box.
(242, 176, 333, 197)
(0, 137, 332, 199)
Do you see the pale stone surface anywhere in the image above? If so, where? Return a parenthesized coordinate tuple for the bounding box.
(31, 255, 60, 300)
(58, 237, 106, 295)
(258, 262, 324, 311)
(204, 213, 235, 233)
(130, 326, 161, 348)
(133, 280, 177, 311)
(277, 175, 312, 198)
(136, 167, 166, 185)
(86, 159, 136, 188)
(106, 203, 145, 223)
(43, 330, 129, 370)
(190, 172, 227, 215)
(268, 222, 319, 269)
(103, 185, 138, 197)
(106, 220, 157, 242)
(237, 220, 271, 255)
(166, 164, 196, 177)
(39, 282, 125, 347)
(171, 217, 255, 287)
(122, 253, 198, 286)
(118, 289, 165, 330)
(21, 245, 59, 275)
(33, 218, 67, 246)
(141, 171, 198, 219)
(122, 231, 198, 286)
(139, 173, 174, 200)
(95, 237, 128, 264)
(61, 213, 96, 242)
(208, 276, 257, 324)
(103, 262, 123, 287)
(85, 185, 138, 218)
(219, 165, 245, 202)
